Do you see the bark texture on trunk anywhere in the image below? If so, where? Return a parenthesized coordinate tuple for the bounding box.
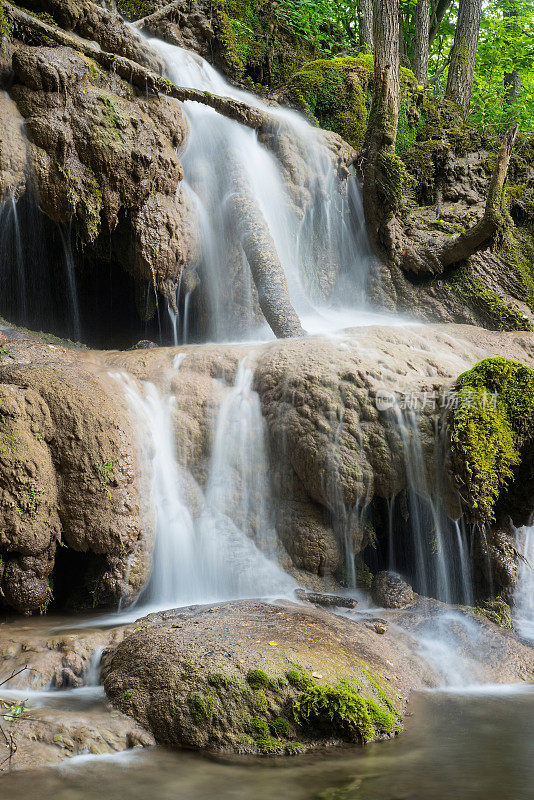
(357, 0, 374, 52)
(414, 0, 431, 84)
(360, 0, 401, 254)
(401, 125, 519, 274)
(445, 0, 482, 116)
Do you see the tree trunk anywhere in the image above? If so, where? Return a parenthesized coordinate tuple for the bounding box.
(414, 0, 431, 84)
(429, 0, 452, 44)
(503, 1, 521, 101)
(228, 156, 304, 339)
(445, 0, 482, 117)
(360, 0, 401, 255)
(357, 0, 373, 52)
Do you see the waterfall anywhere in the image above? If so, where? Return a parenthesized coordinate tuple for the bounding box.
(514, 526, 534, 642)
(0, 191, 82, 342)
(387, 404, 473, 605)
(114, 361, 294, 613)
(147, 40, 374, 341)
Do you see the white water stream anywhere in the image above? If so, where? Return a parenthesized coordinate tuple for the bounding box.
(114, 359, 295, 615)
(147, 39, 386, 341)
(514, 525, 534, 643)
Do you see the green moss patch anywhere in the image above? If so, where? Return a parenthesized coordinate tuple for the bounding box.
(450, 357, 534, 523)
(443, 265, 533, 332)
(292, 679, 400, 744)
(287, 57, 371, 149)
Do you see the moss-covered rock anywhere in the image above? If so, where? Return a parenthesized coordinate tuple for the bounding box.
(443, 265, 534, 332)
(102, 600, 413, 755)
(450, 357, 534, 523)
(287, 57, 420, 152)
(287, 57, 371, 149)
(475, 597, 513, 629)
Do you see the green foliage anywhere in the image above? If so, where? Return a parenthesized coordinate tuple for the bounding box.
(213, 0, 358, 89)
(3, 701, 27, 722)
(470, 1, 534, 134)
(292, 679, 399, 743)
(451, 357, 534, 522)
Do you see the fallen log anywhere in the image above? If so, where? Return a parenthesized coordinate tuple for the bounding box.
(295, 589, 358, 608)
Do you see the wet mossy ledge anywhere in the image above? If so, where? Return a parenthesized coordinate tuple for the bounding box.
(101, 601, 408, 756)
(450, 357, 534, 524)
(286, 56, 418, 151)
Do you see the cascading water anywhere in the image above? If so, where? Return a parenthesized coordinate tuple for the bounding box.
(114, 359, 294, 613)
(387, 403, 473, 606)
(514, 525, 534, 642)
(147, 39, 374, 341)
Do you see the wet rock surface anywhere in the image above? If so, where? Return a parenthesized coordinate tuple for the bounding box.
(3, 323, 534, 615)
(371, 571, 414, 610)
(101, 599, 533, 755)
(0, 338, 152, 614)
(0, 617, 154, 771)
(102, 599, 431, 754)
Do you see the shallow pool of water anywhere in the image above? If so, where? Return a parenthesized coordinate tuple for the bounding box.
(1, 687, 532, 800)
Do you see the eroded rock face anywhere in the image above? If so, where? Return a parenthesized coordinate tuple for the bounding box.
(372, 571, 414, 610)
(0, 338, 152, 614)
(103, 324, 534, 594)
(4, 40, 196, 306)
(0, 92, 27, 198)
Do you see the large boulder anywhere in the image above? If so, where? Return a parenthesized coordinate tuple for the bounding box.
(102, 600, 433, 754)
(102, 599, 534, 755)
(372, 571, 414, 610)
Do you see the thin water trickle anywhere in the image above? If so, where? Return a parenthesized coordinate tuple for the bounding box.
(514, 525, 534, 642)
(388, 403, 473, 605)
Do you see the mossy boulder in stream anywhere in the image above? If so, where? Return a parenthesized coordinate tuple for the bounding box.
(101, 601, 416, 754)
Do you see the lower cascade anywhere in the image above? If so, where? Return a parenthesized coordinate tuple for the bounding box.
(0, 1, 533, 796)
(115, 359, 295, 613)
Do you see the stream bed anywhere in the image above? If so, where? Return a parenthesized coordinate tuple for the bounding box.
(1, 687, 532, 800)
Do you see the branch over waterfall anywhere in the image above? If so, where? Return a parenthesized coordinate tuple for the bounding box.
(4, 2, 269, 132)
